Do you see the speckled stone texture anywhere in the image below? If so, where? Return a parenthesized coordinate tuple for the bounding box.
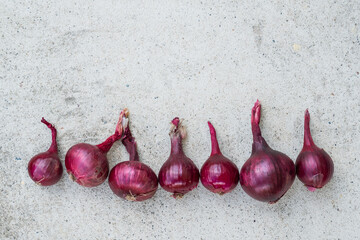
(0, 0, 359, 239)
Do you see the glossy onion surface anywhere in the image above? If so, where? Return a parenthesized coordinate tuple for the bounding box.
(109, 161, 158, 201)
(65, 110, 126, 187)
(200, 121, 239, 194)
(65, 143, 109, 187)
(158, 118, 199, 199)
(108, 110, 158, 201)
(295, 109, 334, 191)
(240, 100, 295, 203)
(28, 118, 63, 186)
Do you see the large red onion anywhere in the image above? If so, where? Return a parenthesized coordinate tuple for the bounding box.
(28, 118, 63, 186)
(200, 121, 239, 194)
(240, 100, 295, 203)
(158, 118, 200, 199)
(295, 109, 334, 191)
(108, 111, 158, 201)
(65, 110, 126, 187)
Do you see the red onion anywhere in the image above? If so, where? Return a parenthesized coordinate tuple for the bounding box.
(240, 100, 295, 203)
(295, 109, 334, 191)
(65, 110, 126, 187)
(108, 111, 158, 201)
(200, 121, 239, 194)
(158, 118, 200, 199)
(28, 118, 63, 186)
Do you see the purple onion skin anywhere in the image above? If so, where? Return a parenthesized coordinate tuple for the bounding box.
(159, 154, 200, 198)
(158, 118, 200, 199)
(28, 118, 63, 186)
(108, 111, 158, 201)
(65, 143, 109, 187)
(65, 110, 125, 187)
(240, 147, 295, 203)
(240, 100, 295, 203)
(295, 110, 334, 191)
(200, 122, 239, 194)
(109, 161, 158, 201)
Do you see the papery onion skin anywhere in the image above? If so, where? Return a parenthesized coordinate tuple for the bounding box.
(28, 118, 63, 186)
(239, 100, 295, 203)
(158, 118, 200, 199)
(200, 121, 239, 194)
(108, 111, 158, 201)
(158, 153, 199, 198)
(109, 161, 158, 201)
(65, 110, 126, 187)
(295, 109, 334, 191)
(65, 143, 109, 187)
(240, 148, 295, 203)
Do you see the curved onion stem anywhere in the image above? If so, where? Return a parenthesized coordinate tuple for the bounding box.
(303, 109, 315, 148)
(121, 112, 139, 161)
(251, 99, 262, 143)
(251, 100, 269, 151)
(208, 121, 221, 155)
(41, 117, 58, 153)
(28, 118, 62, 186)
(96, 109, 128, 153)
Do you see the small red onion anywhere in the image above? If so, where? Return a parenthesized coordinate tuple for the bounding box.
(28, 118, 63, 186)
(240, 100, 295, 203)
(158, 118, 200, 199)
(200, 121, 239, 194)
(65, 110, 126, 187)
(295, 109, 334, 191)
(108, 111, 158, 201)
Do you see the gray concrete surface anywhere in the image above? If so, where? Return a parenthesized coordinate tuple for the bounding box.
(1, 0, 359, 239)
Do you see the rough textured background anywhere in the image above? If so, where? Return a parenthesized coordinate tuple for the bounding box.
(1, 0, 359, 239)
